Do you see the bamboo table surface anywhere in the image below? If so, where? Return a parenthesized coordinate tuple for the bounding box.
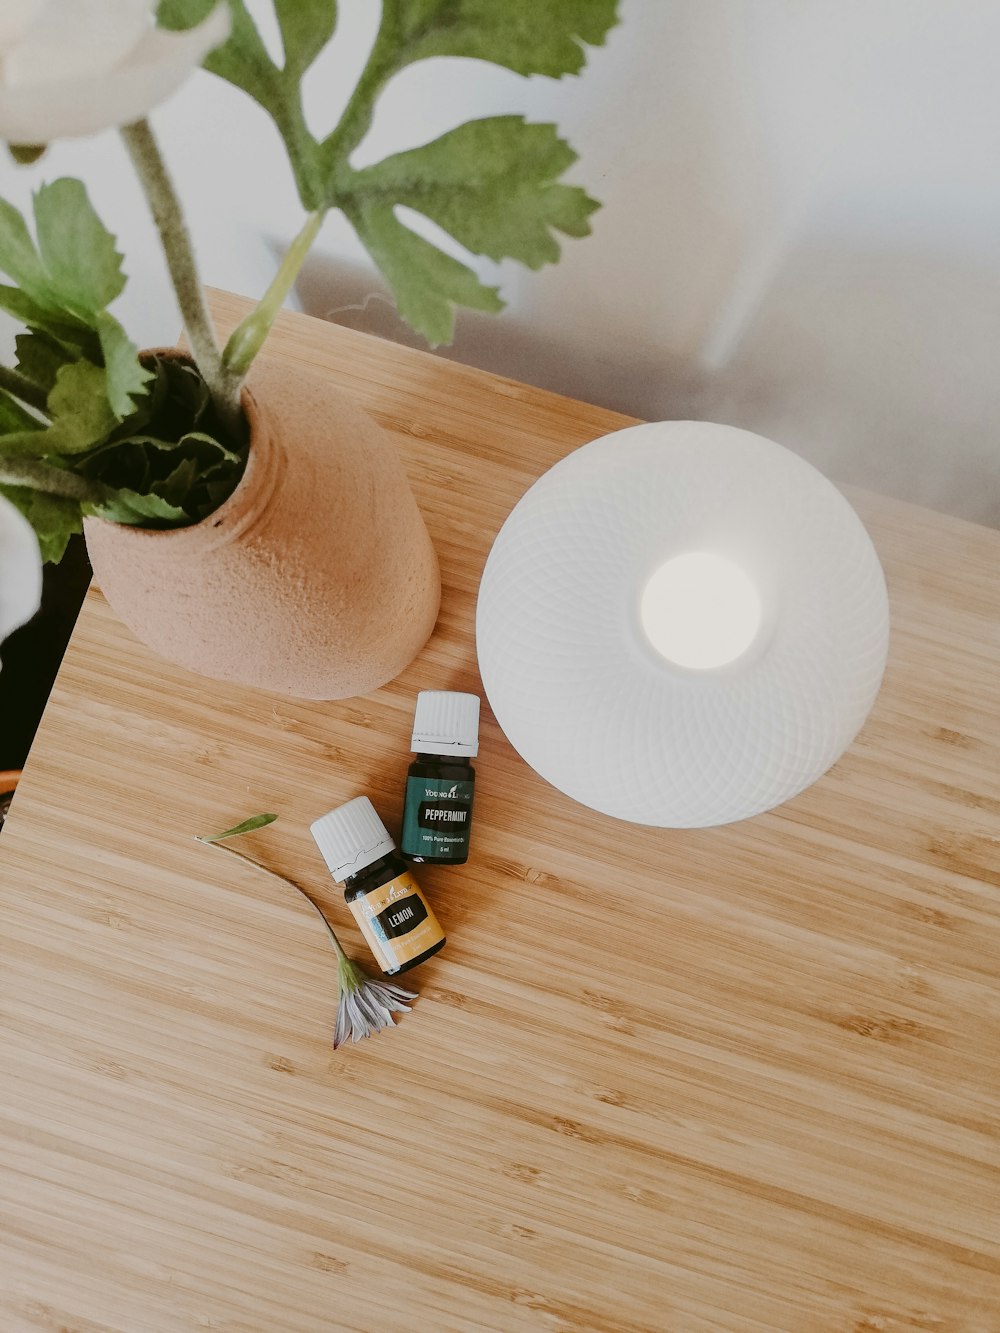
(2, 290, 999, 1333)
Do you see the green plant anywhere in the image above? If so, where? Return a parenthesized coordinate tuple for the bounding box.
(0, 1, 619, 561)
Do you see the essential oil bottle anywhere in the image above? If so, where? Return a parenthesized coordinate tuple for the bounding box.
(400, 691, 480, 865)
(311, 796, 446, 976)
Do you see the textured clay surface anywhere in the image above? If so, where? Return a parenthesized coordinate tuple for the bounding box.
(84, 356, 441, 699)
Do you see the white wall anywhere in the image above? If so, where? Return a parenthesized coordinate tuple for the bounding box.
(2, 0, 999, 525)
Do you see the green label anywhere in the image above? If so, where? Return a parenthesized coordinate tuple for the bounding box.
(401, 776, 474, 859)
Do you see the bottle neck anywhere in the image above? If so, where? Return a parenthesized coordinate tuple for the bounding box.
(413, 751, 474, 765)
(343, 851, 402, 891)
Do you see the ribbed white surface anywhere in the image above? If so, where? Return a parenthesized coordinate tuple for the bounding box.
(412, 690, 480, 756)
(475, 421, 890, 828)
(310, 796, 394, 882)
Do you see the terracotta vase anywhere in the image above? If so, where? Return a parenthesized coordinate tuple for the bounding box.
(84, 355, 440, 699)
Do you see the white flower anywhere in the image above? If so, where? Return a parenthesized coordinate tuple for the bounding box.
(333, 957, 417, 1049)
(0, 494, 41, 652)
(0, 0, 230, 145)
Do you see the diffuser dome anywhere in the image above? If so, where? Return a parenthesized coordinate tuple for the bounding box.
(476, 421, 890, 828)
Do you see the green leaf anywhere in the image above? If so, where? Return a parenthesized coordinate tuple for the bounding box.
(275, 0, 337, 76)
(0, 386, 44, 436)
(149, 430, 243, 485)
(384, 0, 620, 78)
(0, 359, 118, 456)
(0, 483, 81, 563)
(160, 455, 202, 503)
(0, 284, 97, 354)
(156, 0, 215, 28)
(70, 349, 247, 527)
(42, 362, 117, 454)
(109, 356, 171, 439)
(15, 331, 71, 396)
(88, 429, 238, 466)
(0, 196, 51, 304)
(87, 487, 189, 527)
(177, 429, 241, 464)
(345, 200, 503, 346)
(203, 2, 283, 115)
(202, 476, 237, 506)
(96, 314, 153, 418)
(79, 428, 243, 524)
(0, 284, 52, 327)
(183, 444, 244, 510)
(199, 3, 326, 208)
(159, 359, 211, 424)
(344, 118, 594, 341)
(80, 439, 151, 493)
(33, 180, 126, 317)
(197, 812, 279, 843)
(354, 117, 598, 270)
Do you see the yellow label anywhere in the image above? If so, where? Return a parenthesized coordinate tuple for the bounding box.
(348, 871, 445, 973)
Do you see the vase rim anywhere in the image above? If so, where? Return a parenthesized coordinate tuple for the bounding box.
(83, 353, 280, 555)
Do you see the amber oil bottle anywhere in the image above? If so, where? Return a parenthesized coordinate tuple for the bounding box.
(311, 796, 445, 976)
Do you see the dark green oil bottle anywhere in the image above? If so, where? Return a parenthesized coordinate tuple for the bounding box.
(400, 691, 480, 865)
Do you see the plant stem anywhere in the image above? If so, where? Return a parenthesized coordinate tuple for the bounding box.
(204, 0, 324, 209)
(319, 18, 405, 191)
(0, 364, 49, 415)
(195, 836, 350, 963)
(0, 457, 109, 505)
(119, 119, 244, 438)
(221, 210, 326, 384)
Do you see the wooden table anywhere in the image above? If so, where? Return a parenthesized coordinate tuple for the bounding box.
(2, 292, 999, 1333)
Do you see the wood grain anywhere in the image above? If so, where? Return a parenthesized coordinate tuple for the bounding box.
(1, 289, 999, 1333)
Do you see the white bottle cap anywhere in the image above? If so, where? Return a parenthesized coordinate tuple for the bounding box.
(411, 690, 480, 757)
(310, 796, 395, 883)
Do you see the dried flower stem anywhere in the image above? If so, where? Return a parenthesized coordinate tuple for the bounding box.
(194, 830, 418, 1048)
(195, 835, 350, 961)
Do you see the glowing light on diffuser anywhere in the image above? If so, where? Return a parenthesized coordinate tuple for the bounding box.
(640, 552, 762, 669)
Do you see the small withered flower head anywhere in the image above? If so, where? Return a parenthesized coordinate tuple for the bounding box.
(334, 954, 417, 1049)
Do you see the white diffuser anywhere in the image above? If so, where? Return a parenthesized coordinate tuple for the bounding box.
(476, 421, 890, 828)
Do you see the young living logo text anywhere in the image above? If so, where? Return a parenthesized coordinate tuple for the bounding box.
(426, 785, 460, 799)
